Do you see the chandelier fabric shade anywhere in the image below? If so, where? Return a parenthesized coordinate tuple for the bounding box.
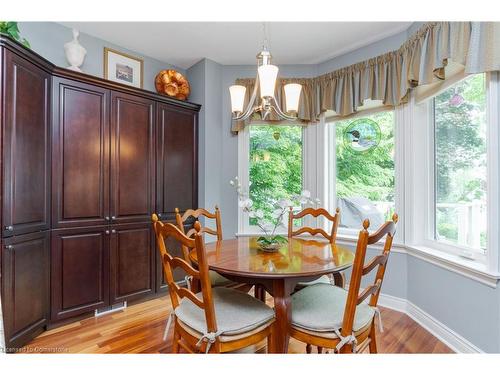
(284, 83, 302, 112)
(229, 85, 246, 113)
(257, 65, 279, 98)
(230, 21, 500, 133)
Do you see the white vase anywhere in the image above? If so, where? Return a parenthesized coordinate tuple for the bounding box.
(64, 29, 87, 72)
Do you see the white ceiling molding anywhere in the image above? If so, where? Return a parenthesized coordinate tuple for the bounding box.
(59, 22, 412, 69)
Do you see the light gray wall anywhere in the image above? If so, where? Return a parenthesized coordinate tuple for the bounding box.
(407, 257, 500, 352)
(18, 22, 185, 92)
(186, 59, 207, 208)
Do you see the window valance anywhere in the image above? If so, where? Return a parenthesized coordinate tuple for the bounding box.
(231, 21, 500, 132)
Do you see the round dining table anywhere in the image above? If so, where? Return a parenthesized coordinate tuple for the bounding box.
(189, 236, 355, 353)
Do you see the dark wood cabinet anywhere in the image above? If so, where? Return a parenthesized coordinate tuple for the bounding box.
(52, 78, 110, 229)
(1, 231, 50, 348)
(110, 92, 155, 225)
(156, 104, 198, 221)
(2, 49, 51, 237)
(110, 223, 155, 303)
(50, 227, 110, 322)
(1, 35, 200, 348)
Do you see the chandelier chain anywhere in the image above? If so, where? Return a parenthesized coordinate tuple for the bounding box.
(262, 22, 269, 51)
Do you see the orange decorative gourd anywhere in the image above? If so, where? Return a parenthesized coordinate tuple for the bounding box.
(155, 69, 190, 101)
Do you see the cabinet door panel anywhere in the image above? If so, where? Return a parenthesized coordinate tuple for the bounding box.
(110, 223, 155, 303)
(2, 50, 50, 237)
(52, 78, 110, 228)
(51, 227, 109, 321)
(1, 231, 49, 348)
(156, 104, 198, 221)
(110, 92, 155, 224)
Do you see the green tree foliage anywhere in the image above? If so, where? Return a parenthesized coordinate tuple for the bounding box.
(434, 74, 487, 247)
(249, 126, 302, 223)
(336, 111, 395, 204)
(435, 74, 486, 203)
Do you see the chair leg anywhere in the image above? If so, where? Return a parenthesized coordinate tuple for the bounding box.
(254, 284, 266, 302)
(306, 344, 312, 354)
(162, 319, 170, 341)
(317, 346, 323, 354)
(267, 325, 275, 353)
(172, 328, 181, 353)
(369, 321, 378, 354)
(333, 272, 345, 288)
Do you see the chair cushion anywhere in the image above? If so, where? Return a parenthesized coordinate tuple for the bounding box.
(175, 287, 274, 336)
(291, 283, 375, 333)
(209, 270, 233, 287)
(297, 274, 331, 287)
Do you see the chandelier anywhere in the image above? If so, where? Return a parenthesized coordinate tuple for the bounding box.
(229, 24, 302, 122)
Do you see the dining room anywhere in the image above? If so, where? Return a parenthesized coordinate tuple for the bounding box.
(1, 2, 500, 372)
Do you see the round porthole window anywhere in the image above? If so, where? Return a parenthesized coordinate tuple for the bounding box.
(343, 118, 381, 153)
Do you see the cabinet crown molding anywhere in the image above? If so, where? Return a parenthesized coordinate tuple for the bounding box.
(0, 34, 201, 112)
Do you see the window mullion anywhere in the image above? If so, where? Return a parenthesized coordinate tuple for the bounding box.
(486, 72, 499, 272)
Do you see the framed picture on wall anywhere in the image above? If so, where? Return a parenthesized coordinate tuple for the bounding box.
(103, 47, 143, 88)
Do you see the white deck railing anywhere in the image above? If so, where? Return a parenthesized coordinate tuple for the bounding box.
(372, 200, 486, 249)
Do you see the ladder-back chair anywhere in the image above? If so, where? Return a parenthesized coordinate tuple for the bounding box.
(289, 213, 398, 354)
(152, 214, 275, 353)
(288, 207, 343, 287)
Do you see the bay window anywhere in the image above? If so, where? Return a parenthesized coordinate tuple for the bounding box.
(236, 72, 499, 276)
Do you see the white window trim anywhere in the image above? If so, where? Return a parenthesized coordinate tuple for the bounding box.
(406, 72, 499, 275)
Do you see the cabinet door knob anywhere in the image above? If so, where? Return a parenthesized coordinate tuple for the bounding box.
(105, 216, 110, 221)
(111, 216, 116, 220)
(5, 225, 13, 231)
(105, 230, 110, 234)
(111, 229, 116, 234)
(5, 245, 13, 249)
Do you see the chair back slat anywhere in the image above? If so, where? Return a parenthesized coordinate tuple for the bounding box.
(361, 254, 388, 276)
(288, 207, 340, 243)
(168, 256, 201, 279)
(292, 227, 331, 239)
(340, 213, 398, 347)
(367, 221, 397, 245)
(152, 213, 218, 334)
(170, 282, 204, 308)
(356, 280, 382, 305)
(176, 206, 223, 264)
(186, 226, 218, 238)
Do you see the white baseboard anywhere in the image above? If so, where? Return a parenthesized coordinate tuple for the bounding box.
(377, 293, 483, 353)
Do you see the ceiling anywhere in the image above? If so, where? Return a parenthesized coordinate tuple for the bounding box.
(60, 22, 412, 69)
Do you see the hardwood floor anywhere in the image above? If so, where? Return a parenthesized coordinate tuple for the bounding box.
(21, 293, 452, 354)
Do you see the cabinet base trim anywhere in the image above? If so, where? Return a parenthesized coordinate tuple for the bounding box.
(94, 301, 127, 317)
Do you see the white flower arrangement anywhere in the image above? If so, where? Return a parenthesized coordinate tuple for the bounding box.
(230, 176, 320, 248)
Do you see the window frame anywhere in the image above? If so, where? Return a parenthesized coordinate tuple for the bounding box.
(324, 108, 405, 244)
(236, 123, 308, 235)
(411, 72, 499, 269)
